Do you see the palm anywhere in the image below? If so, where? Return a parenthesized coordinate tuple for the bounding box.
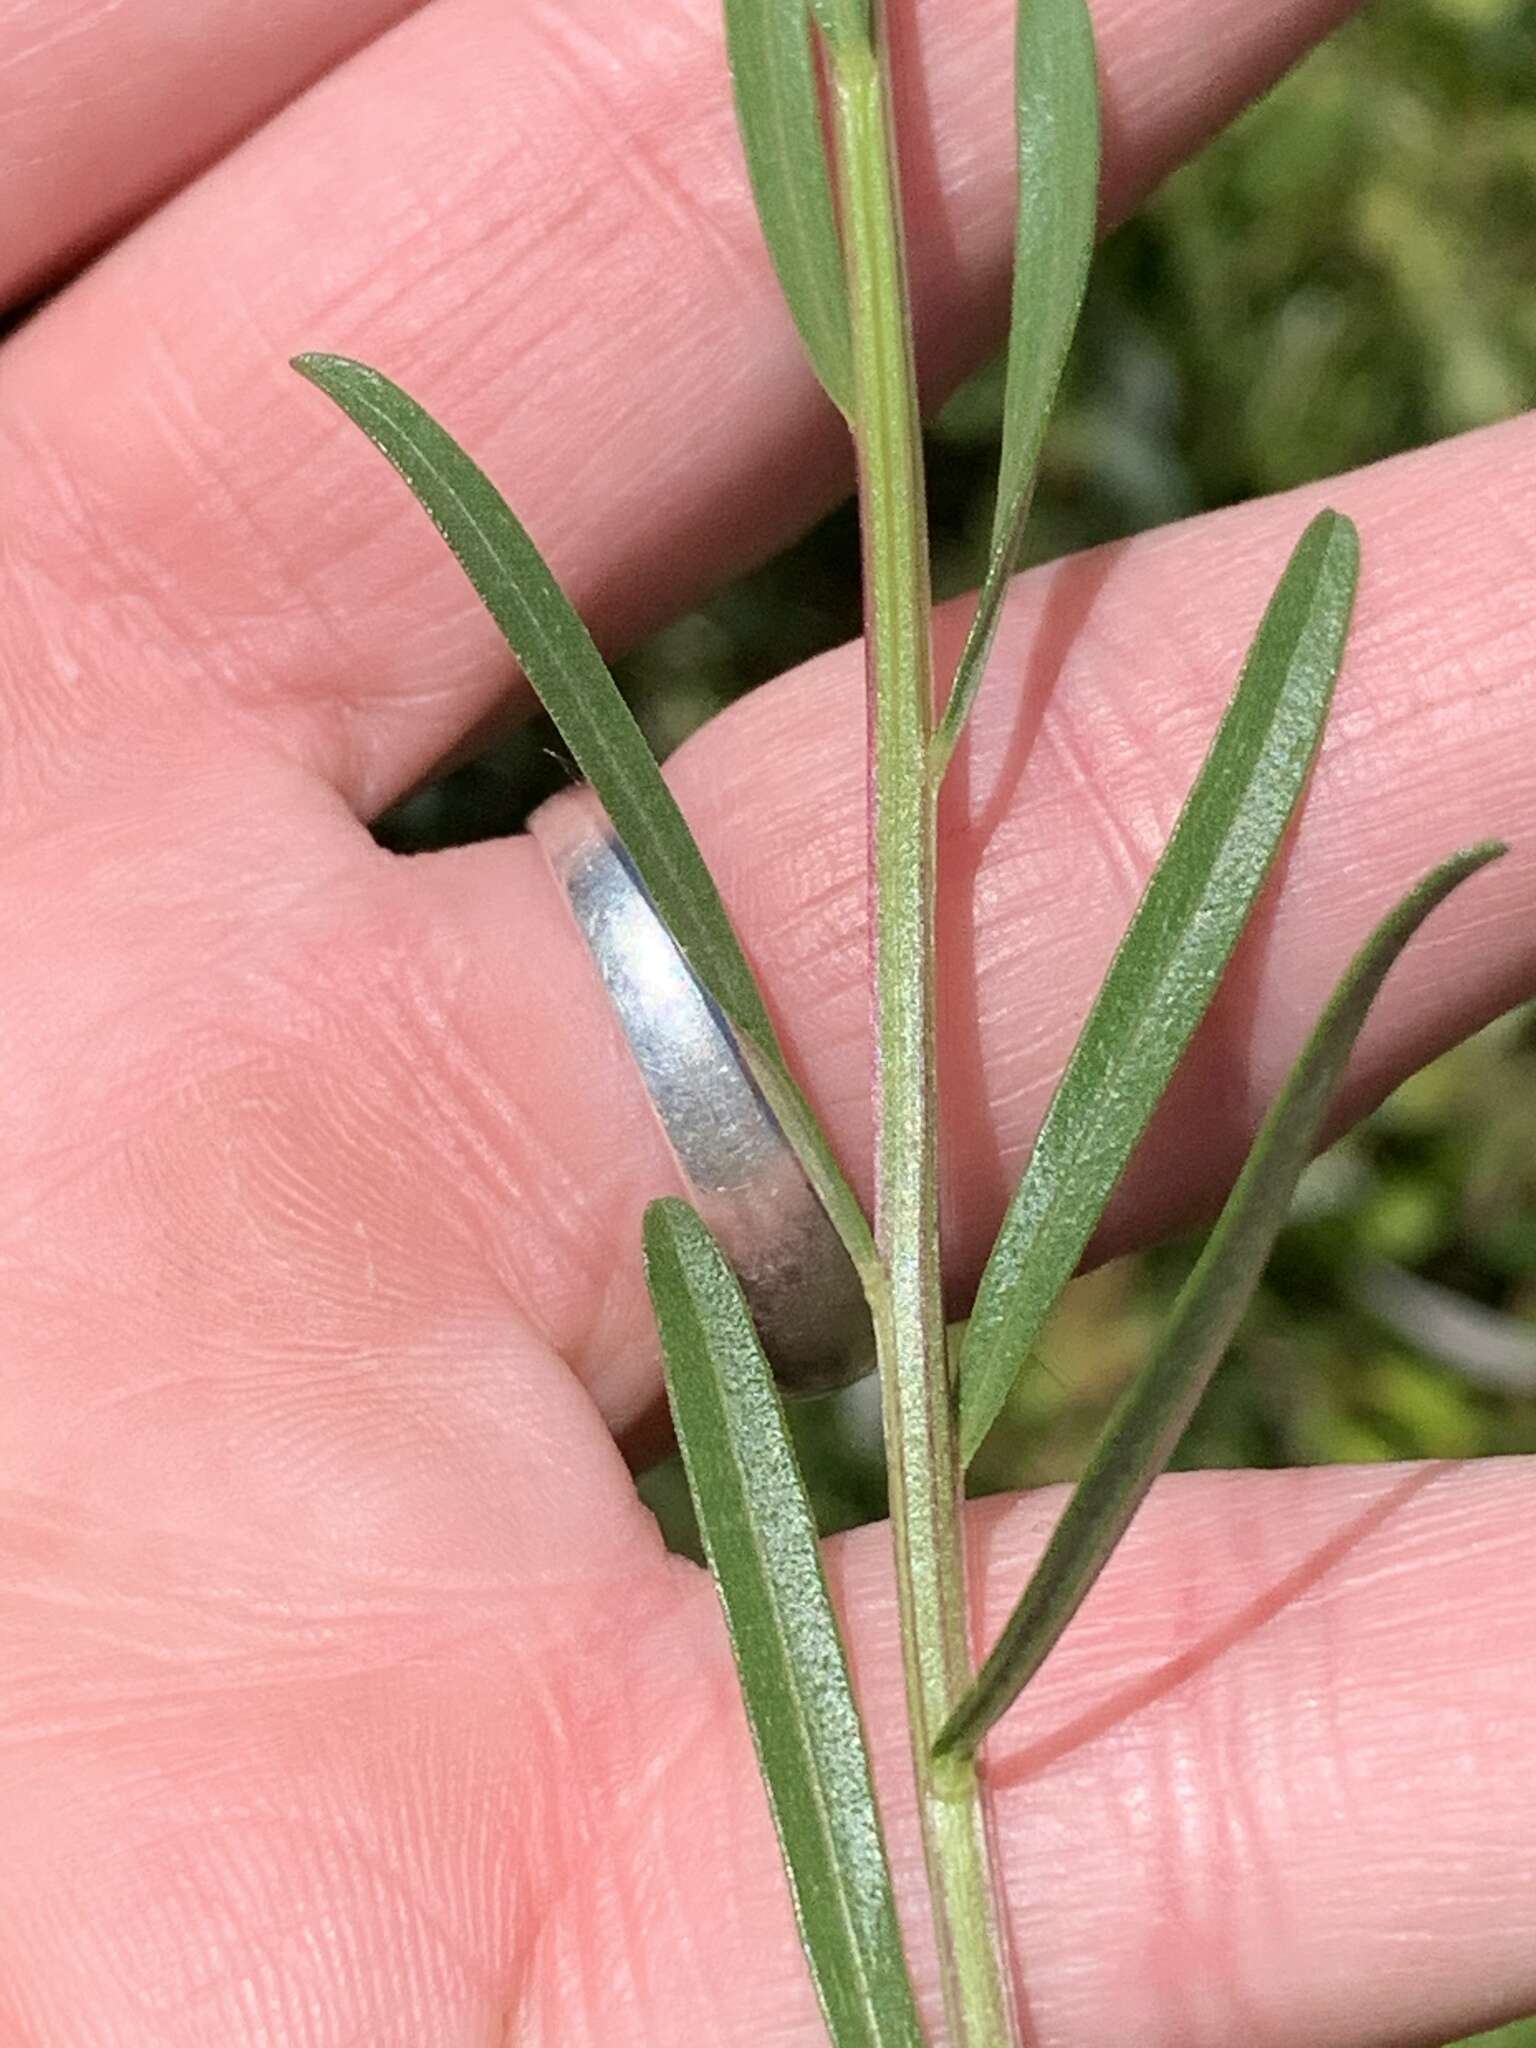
(2, 0, 1534, 2041)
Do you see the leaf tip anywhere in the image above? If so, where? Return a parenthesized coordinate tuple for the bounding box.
(1302, 504, 1360, 572)
(290, 349, 337, 382)
(642, 1192, 685, 1248)
(1409, 840, 1506, 913)
(1465, 836, 1507, 867)
(290, 351, 380, 400)
(643, 1196, 710, 1284)
(1439, 838, 1507, 892)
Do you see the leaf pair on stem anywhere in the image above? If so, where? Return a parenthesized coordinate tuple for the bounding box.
(294, 0, 1501, 2038)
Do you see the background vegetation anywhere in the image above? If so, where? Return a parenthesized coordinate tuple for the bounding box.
(379, 4, 1536, 2037)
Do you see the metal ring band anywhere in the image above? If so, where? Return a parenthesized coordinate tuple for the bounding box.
(530, 786, 872, 1395)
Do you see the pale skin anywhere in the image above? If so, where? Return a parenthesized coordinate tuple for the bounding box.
(1, 0, 1535, 2040)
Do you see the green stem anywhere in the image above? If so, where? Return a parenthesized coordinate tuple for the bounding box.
(828, 23, 1016, 2045)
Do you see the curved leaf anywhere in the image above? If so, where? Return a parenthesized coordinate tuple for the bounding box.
(294, 353, 876, 1282)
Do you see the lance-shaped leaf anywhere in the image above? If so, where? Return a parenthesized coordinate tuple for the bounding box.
(645, 1197, 924, 2047)
(295, 355, 772, 1035)
(938, 842, 1504, 1761)
(295, 354, 874, 1277)
(958, 510, 1360, 1465)
(933, 0, 1100, 768)
(724, 0, 855, 415)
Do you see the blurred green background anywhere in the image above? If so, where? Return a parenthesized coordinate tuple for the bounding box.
(381, 3, 1536, 2037)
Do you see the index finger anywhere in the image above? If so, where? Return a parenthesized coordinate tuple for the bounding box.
(0, 0, 1358, 816)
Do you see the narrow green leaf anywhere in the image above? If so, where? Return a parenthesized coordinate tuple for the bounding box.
(933, 0, 1100, 767)
(724, 0, 854, 414)
(296, 353, 772, 1039)
(958, 510, 1360, 1465)
(736, 1025, 881, 1285)
(938, 842, 1504, 1761)
(645, 1198, 924, 2047)
(294, 353, 872, 1277)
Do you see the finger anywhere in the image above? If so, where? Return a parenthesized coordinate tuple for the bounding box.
(584, 1458, 1536, 2046)
(0, 0, 1358, 812)
(413, 414, 1536, 1434)
(6, 1451, 1526, 2044)
(0, 0, 423, 306)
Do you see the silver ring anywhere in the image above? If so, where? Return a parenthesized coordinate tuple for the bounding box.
(531, 786, 873, 1396)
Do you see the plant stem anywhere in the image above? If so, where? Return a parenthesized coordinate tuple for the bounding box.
(827, 21, 1016, 2044)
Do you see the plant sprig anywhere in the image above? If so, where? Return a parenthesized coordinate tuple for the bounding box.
(296, 0, 1508, 2038)
(823, 13, 1017, 2037)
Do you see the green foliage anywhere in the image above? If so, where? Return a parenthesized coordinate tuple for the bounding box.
(934, 0, 1100, 762)
(723, 0, 855, 413)
(959, 509, 1358, 1463)
(941, 845, 1502, 1759)
(619, 14, 1536, 1611)
(824, 25, 1021, 2035)
(356, 8, 1536, 2041)
(378, 1, 1536, 860)
(644, 1199, 922, 2047)
(1458, 2022, 1536, 2048)
(1101, 0, 1536, 511)
(935, 0, 1536, 575)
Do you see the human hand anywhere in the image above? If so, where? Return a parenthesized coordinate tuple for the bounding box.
(2, 0, 1534, 2039)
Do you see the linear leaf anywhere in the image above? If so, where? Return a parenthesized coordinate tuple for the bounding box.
(725, 0, 855, 414)
(295, 354, 872, 1272)
(958, 510, 1360, 1465)
(933, 0, 1100, 766)
(645, 1198, 924, 2046)
(938, 842, 1504, 1761)
(296, 354, 772, 1036)
(736, 1026, 881, 1283)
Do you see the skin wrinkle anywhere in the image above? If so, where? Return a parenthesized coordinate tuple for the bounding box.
(659, 430, 1532, 1227)
(367, 946, 624, 1331)
(0, 0, 124, 79)
(0, 1521, 682, 2035)
(1161, 1533, 1269, 2045)
(0, 0, 430, 305)
(528, 0, 765, 299)
(413, 841, 695, 1375)
(1037, 690, 1166, 934)
(981, 1464, 1525, 2045)
(512, 1558, 727, 2038)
